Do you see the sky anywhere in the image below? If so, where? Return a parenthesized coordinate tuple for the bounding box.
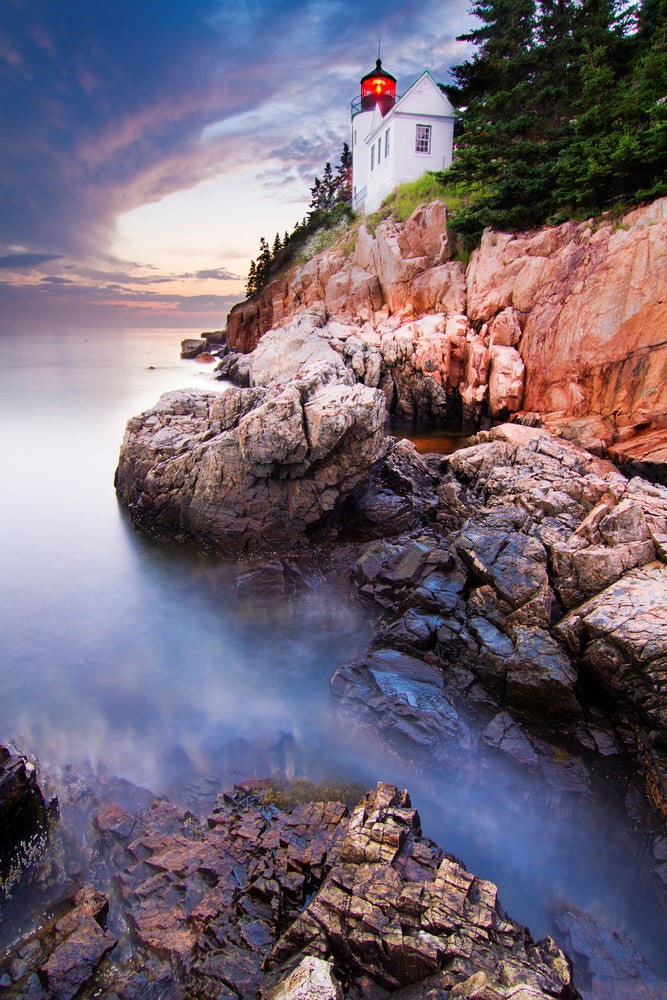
(0, 0, 473, 331)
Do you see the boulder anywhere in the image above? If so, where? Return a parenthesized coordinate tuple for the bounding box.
(115, 312, 388, 554)
(266, 956, 342, 1000)
(41, 889, 117, 1000)
(180, 338, 208, 359)
(488, 345, 525, 418)
(324, 263, 382, 320)
(506, 627, 581, 720)
(330, 648, 470, 751)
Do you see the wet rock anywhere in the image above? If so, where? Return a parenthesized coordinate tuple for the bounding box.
(180, 338, 208, 359)
(553, 906, 667, 1000)
(1, 888, 116, 1000)
(506, 627, 581, 721)
(41, 893, 117, 1000)
(267, 783, 579, 999)
(331, 649, 470, 752)
(233, 561, 288, 598)
(555, 561, 667, 737)
(264, 955, 342, 1000)
(0, 746, 51, 893)
(482, 712, 539, 766)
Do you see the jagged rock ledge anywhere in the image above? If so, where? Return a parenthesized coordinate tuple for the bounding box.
(2, 778, 583, 1000)
(220, 197, 667, 470)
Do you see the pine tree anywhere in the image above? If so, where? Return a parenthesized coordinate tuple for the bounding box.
(442, 0, 663, 234)
(309, 177, 322, 216)
(335, 142, 352, 204)
(246, 259, 257, 298)
(255, 237, 272, 290)
(321, 161, 335, 210)
(272, 232, 282, 256)
(443, 0, 538, 232)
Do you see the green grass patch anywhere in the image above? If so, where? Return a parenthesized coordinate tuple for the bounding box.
(365, 173, 488, 236)
(259, 778, 367, 811)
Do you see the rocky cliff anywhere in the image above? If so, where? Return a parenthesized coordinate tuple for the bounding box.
(223, 198, 667, 466)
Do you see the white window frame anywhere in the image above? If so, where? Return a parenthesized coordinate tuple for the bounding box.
(371, 146, 374, 171)
(415, 123, 431, 154)
(385, 130, 390, 158)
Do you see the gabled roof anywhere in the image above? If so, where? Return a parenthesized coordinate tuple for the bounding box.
(366, 71, 455, 142)
(365, 102, 386, 141)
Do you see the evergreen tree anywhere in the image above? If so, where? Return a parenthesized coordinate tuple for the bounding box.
(442, 0, 664, 235)
(272, 232, 282, 256)
(309, 176, 322, 216)
(321, 161, 335, 210)
(443, 0, 538, 232)
(255, 237, 272, 290)
(245, 259, 257, 298)
(335, 142, 352, 204)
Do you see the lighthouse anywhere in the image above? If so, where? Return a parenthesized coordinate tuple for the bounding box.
(351, 58, 396, 207)
(350, 57, 456, 214)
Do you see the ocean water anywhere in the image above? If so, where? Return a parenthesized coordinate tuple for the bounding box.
(0, 326, 665, 987)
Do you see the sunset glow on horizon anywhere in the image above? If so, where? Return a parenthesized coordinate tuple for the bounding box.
(0, 0, 472, 331)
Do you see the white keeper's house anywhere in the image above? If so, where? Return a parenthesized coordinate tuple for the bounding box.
(351, 57, 456, 214)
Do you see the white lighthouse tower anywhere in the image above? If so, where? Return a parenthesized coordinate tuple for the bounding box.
(351, 57, 396, 210)
(351, 57, 456, 214)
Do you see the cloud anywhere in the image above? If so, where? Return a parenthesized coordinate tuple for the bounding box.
(0, 274, 240, 328)
(1, 0, 471, 259)
(193, 267, 242, 280)
(0, 252, 64, 269)
(0, 0, 472, 325)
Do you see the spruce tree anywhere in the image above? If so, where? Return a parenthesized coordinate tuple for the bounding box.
(321, 162, 335, 210)
(255, 237, 272, 290)
(246, 259, 257, 298)
(335, 142, 352, 204)
(443, 0, 538, 233)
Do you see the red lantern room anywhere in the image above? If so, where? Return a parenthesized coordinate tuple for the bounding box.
(360, 58, 396, 114)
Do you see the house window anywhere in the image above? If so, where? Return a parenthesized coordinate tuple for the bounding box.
(371, 146, 374, 171)
(385, 130, 390, 158)
(378, 138, 381, 164)
(415, 124, 431, 154)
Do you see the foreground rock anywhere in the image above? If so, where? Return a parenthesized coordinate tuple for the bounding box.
(0, 746, 51, 899)
(116, 310, 387, 553)
(1, 782, 582, 1000)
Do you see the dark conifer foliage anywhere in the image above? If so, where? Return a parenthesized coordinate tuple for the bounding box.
(440, 0, 667, 237)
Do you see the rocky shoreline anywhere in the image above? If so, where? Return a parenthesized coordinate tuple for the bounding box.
(2, 755, 589, 1000)
(5, 198, 667, 998)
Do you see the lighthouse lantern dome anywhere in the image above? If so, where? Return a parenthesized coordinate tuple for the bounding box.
(359, 58, 396, 113)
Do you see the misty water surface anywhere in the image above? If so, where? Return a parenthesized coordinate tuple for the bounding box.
(0, 327, 665, 988)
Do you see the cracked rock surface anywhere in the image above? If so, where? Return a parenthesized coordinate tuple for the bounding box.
(0, 783, 581, 1000)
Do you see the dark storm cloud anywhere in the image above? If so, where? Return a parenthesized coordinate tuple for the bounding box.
(0, 0, 471, 261)
(0, 253, 64, 268)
